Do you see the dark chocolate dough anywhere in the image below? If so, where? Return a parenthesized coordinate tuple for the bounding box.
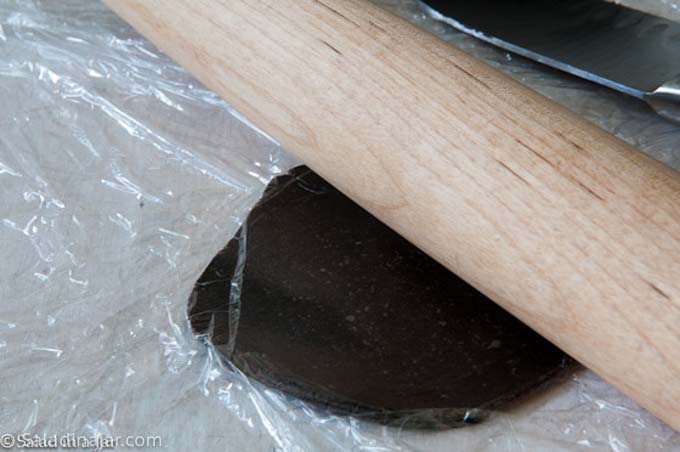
(188, 166, 569, 429)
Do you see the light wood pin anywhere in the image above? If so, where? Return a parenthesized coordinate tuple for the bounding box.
(104, 0, 680, 430)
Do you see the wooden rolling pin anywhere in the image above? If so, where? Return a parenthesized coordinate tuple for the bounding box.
(104, 0, 680, 429)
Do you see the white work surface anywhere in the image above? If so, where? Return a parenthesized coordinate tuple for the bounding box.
(1, 0, 679, 450)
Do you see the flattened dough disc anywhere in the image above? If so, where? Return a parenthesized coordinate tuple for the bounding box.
(189, 166, 569, 428)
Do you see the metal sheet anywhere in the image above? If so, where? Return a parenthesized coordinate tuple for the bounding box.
(423, 0, 680, 97)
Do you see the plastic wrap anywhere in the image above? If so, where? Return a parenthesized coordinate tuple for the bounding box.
(1, 0, 679, 450)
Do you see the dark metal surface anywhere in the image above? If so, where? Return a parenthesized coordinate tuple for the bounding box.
(189, 166, 569, 429)
(423, 0, 680, 121)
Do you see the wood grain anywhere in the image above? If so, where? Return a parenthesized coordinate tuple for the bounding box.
(104, 0, 680, 430)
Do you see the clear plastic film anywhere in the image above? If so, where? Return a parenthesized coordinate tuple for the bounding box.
(1, 0, 679, 450)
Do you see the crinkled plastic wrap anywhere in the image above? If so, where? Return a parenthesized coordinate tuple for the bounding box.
(1, 0, 680, 450)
